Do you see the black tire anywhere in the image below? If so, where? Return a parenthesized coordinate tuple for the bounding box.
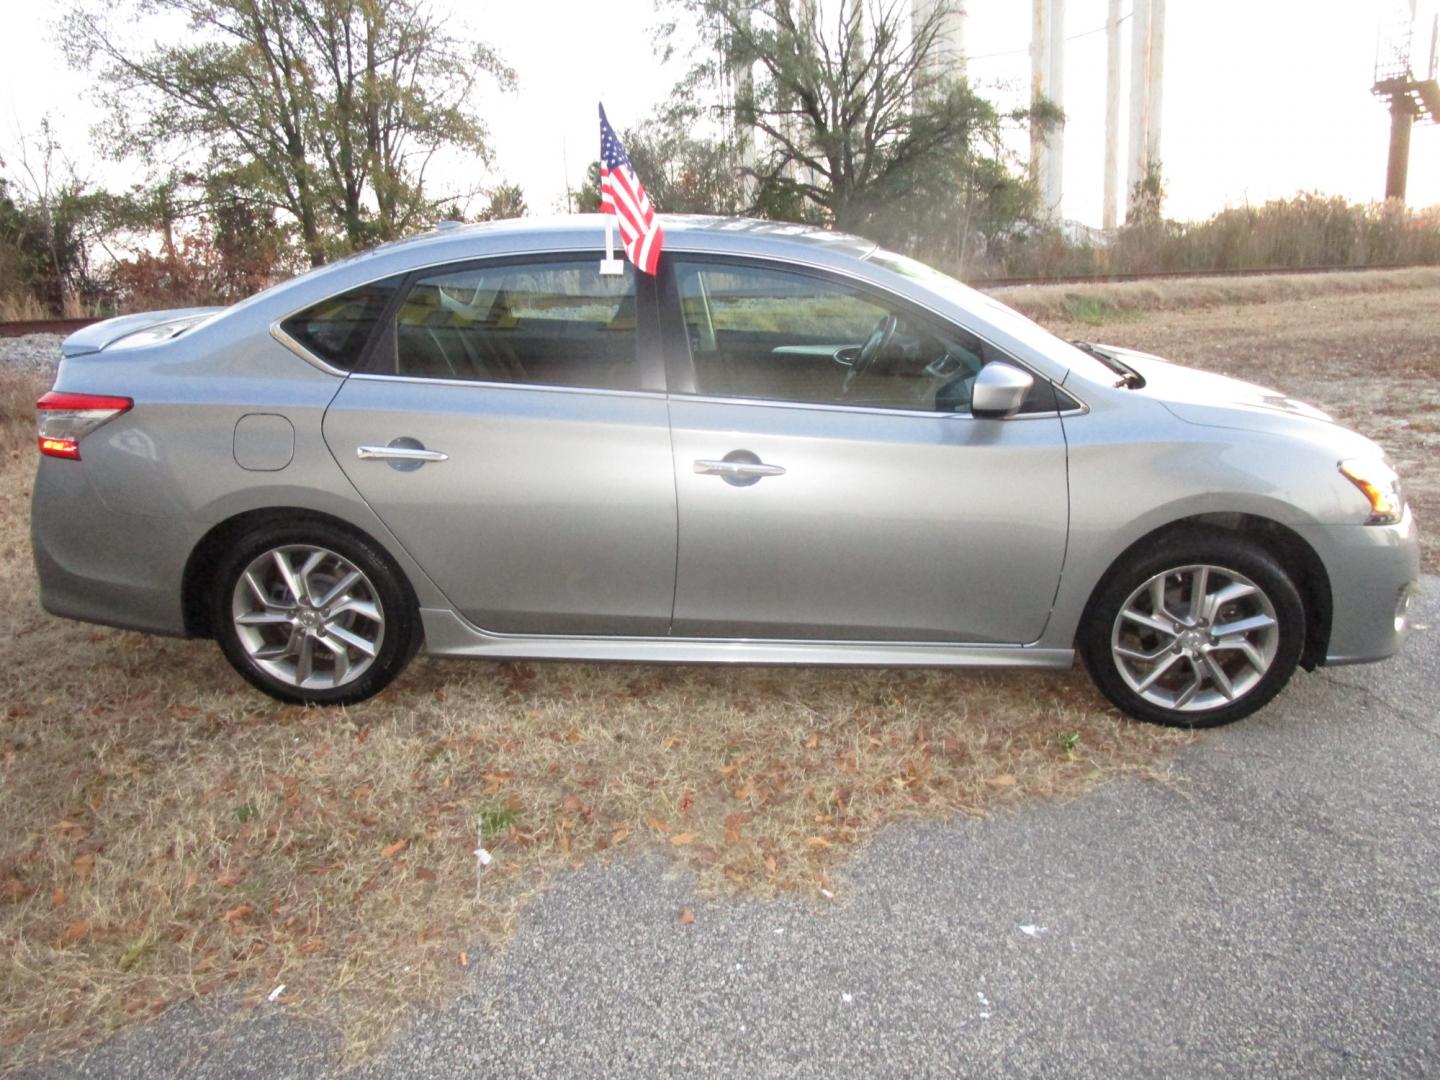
(1079, 529, 1305, 728)
(210, 517, 421, 706)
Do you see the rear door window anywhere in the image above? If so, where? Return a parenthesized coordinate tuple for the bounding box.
(386, 260, 640, 391)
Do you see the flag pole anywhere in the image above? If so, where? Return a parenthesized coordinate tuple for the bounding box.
(600, 215, 624, 276)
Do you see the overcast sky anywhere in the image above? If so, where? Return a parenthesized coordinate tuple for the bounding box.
(6, 0, 1440, 228)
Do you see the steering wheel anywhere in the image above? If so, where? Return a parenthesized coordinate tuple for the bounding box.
(843, 313, 898, 395)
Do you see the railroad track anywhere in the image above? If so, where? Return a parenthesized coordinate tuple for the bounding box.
(0, 318, 103, 338)
(1, 262, 1434, 337)
(978, 262, 1437, 289)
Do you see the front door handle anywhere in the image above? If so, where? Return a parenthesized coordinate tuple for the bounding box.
(693, 458, 786, 478)
(357, 445, 449, 463)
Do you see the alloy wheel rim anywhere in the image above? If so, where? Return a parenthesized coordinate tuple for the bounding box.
(231, 545, 385, 690)
(1110, 564, 1280, 713)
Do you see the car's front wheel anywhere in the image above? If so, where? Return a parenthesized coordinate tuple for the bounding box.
(1080, 531, 1305, 727)
(211, 519, 421, 705)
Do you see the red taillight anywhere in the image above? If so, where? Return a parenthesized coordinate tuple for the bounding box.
(35, 391, 133, 461)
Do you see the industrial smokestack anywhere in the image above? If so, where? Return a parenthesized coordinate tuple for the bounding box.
(1102, 0, 1122, 228)
(1127, 0, 1166, 219)
(913, 0, 967, 91)
(1031, 0, 1065, 218)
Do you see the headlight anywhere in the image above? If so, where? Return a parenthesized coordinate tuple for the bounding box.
(1339, 459, 1405, 524)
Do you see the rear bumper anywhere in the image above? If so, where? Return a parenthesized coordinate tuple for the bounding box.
(1296, 509, 1421, 666)
(30, 458, 196, 637)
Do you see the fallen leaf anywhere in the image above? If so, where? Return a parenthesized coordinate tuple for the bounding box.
(72, 854, 96, 881)
(2, 877, 33, 903)
(733, 786, 751, 800)
(988, 774, 1017, 788)
(714, 764, 737, 777)
(645, 815, 670, 834)
(805, 734, 820, 749)
(51, 887, 66, 907)
(415, 867, 437, 883)
(677, 907, 695, 926)
(806, 836, 833, 848)
(610, 827, 631, 846)
(381, 839, 409, 859)
(670, 832, 696, 846)
(57, 919, 92, 947)
(351, 784, 372, 800)
(223, 904, 254, 923)
(458, 951, 468, 967)
(561, 795, 584, 813)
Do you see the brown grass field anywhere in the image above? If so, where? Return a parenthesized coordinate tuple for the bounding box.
(1, 271, 1434, 1069)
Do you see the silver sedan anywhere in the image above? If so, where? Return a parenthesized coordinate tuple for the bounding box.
(30, 216, 1420, 726)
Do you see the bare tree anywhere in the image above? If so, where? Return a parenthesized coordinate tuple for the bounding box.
(65, 0, 513, 266)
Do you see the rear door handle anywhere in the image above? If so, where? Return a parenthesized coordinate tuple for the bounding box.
(693, 458, 786, 486)
(357, 445, 449, 462)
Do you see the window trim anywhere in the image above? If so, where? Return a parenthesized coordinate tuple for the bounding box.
(351, 250, 666, 394)
(346, 370, 667, 401)
(658, 251, 1084, 420)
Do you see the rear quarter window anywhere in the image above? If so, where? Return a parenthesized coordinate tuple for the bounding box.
(279, 276, 404, 370)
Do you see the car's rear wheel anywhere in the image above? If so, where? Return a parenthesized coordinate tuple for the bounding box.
(1080, 531, 1305, 727)
(211, 520, 420, 705)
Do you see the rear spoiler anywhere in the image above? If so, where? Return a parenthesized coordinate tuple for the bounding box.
(60, 307, 222, 358)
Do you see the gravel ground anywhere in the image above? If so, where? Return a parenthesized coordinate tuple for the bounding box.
(0, 335, 63, 376)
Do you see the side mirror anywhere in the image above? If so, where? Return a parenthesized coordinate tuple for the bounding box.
(970, 363, 1034, 419)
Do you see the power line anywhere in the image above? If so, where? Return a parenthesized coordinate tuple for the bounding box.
(963, 11, 1133, 64)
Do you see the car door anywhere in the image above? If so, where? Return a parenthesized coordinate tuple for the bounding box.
(662, 257, 1070, 644)
(319, 255, 678, 636)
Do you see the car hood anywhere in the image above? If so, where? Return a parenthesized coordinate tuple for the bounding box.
(60, 307, 222, 357)
(1079, 342, 1388, 461)
(1083, 343, 1333, 421)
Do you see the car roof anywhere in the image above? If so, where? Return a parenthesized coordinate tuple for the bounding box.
(221, 214, 881, 326)
(367, 213, 878, 264)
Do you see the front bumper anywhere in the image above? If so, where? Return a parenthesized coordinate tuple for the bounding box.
(1296, 508, 1421, 666)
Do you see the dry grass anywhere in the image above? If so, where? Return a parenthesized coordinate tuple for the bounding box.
(0, 294, 49, 323)
(0, 370, 1184, 1070)
(1030, 279, 1440, 571)
(991, 265, 1440, 324)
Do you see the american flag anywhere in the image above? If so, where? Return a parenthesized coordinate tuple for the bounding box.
(599, 104, 664, 275)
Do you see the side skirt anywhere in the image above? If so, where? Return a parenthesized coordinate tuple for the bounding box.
(419, 609, 1075, 669)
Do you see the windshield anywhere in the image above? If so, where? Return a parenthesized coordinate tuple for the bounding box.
(865, 249, 1122, 386)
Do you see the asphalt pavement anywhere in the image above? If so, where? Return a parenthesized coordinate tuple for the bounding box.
(39, 578, 1440, 1079)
